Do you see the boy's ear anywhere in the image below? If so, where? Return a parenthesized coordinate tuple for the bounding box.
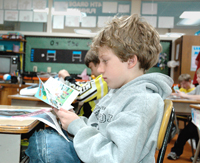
(128, 55, 137, 68)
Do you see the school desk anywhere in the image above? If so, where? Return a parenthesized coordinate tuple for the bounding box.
(190, 104, 200, 163)
(0, 105, 40, 163)
(8, 94, 50, 107)
(167, 97, 200, 115)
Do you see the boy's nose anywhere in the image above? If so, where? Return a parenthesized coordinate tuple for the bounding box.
(97, 63, 104, 74)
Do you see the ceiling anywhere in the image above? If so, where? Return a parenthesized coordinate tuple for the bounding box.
(141, 0, 200, 32)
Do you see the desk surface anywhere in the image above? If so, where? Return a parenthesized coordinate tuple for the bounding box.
(8, 94, 40, 101)
(0, 105, 40, 133)
(190, 104, 200, 110)
(170, 98, 200, 104)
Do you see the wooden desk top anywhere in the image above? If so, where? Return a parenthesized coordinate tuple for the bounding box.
(0, 105, 40, 134)
(168, 97, 200, 104)
(8, 94, 40, 101)
(190, 104, 200, 110)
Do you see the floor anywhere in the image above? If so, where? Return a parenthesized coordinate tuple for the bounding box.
(155, 134, 198, 163)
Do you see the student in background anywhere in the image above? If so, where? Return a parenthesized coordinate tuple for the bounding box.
(59, 49, 108, 118)
(167, 68, 200, 161)
(170, 74, 195, 138)
(25, 14, 173, 163)
(193, 51, 200, 86)
(177, 74, 195, 93)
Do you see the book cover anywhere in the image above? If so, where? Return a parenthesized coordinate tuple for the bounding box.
(35, 77, 79, 110)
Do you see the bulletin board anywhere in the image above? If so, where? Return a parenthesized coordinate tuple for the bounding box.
(24, 36, 92, 74)
(24, 36, 172, 75)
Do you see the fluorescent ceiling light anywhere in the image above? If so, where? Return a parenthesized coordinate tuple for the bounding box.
(52, 8, 87, 18)
(74, 29, 92, 34)
(165, 33, 185, 37)
(33, 8, 49, 13)
(180, 11, 200, 18)
(177, 18, 200, 26)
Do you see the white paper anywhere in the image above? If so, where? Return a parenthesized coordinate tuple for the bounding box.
(118, 4, 130, 13)
(33, 0, 46, 9)
(19, 11, 32, 22)
(102, 2, 117, 13)
(0, 108, 69, 141)
(142, 3, 157, 15)
(53, 15, 64, 29)
(0, 0, 3, 9)
(65, 15, 80, 27)
(54, 1, 68, 11)
(98, 16, 112, 27)
(33, 12, 47, 22)
(175, 44, 180, 60)
(81, 16, 96, 27)
(0, 10, 3, 24)
(191, 46, 200, 71)
(5, 10, 18, 21)
(18, 0, 32, 10)
(4, 0, 18, 9)
(158, 16, 174, 28)
(143, 16, 157, 28)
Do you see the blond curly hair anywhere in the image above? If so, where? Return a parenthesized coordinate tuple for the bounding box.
(91, 14, 162, 71)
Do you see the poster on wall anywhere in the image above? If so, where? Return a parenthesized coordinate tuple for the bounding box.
(0, 0, 3, 9)
(191, 46, 200, 71)
(5, 10, 18, 21)
(18, 0, 32, 10)
(0, 10, 3, 24)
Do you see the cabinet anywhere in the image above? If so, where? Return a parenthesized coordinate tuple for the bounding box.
(0, 38, 26, 53)
(0, 84, 28, 105)
(0, 38, 26, 73)
(173, 35, 200, 83)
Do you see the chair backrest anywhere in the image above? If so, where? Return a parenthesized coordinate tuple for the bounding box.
(156, 99, 175, 163)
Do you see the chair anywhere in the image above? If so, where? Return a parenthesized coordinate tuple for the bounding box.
(156, 99, 175, 163)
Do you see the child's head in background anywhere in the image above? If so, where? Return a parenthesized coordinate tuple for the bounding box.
(84, 49, 100, 77)
(178, 74, 193, 90)
(90, 14, 162, 88)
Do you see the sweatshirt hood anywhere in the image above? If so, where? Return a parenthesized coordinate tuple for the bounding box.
(120, 73, 173, 99)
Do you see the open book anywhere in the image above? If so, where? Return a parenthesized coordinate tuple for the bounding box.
(35, 77, 79, 110)
(0, 107, 70, 141)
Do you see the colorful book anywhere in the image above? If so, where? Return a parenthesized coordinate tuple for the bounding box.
(35, 77, 79, 110)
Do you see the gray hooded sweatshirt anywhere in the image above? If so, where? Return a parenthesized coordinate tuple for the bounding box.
(68, 73, 173, 163)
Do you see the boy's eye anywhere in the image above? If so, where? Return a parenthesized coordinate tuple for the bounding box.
(103, 60, 107, 63)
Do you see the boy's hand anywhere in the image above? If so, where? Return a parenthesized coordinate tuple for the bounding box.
(58, 69, 70, 79)
(176, 90, 188, 98)
(53, 107, 80, 131)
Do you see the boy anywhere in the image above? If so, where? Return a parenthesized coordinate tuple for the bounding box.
(59, 49, 108, 118)
(26, 14, 173, 163)
(176, 74, 195, 93)
(170, 74, 195, 139)
(167, 69, 200, 161)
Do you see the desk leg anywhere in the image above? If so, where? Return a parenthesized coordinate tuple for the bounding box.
(193, 129, 200, 163)
(0, 133, 21, 163)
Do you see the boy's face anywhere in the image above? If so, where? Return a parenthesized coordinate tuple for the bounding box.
(97, 46, 130, 89)
(88, 62, 100, 77)
(197, 74, 200, 84)
(180, 80, 191, 90)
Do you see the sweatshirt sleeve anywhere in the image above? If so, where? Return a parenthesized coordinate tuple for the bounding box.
(67, 95, 163, 163)
(64, 75, 108, 103)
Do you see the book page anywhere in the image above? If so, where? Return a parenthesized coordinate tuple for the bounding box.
(0, 108, 69, 141)
(35, 77, 79, 110)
